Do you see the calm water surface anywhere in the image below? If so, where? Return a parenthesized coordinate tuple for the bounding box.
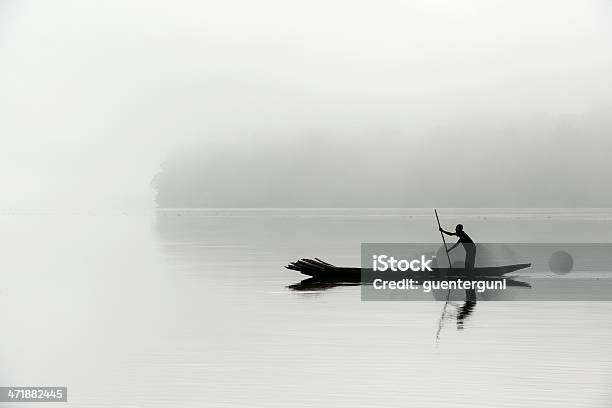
(0, 209, 611, 407)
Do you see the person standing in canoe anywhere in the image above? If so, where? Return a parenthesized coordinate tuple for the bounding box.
(439, 224, 476, 276)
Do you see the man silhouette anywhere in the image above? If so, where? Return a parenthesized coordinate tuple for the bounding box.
(439, 224, 476, 276)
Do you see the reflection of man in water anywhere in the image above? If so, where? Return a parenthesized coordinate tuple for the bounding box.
(456, 300, 476, 329)
(439, 224, 476, 276)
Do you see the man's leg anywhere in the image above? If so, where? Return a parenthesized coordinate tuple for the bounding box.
(465, 246, 477, 301)
(465, 246, 476, 276)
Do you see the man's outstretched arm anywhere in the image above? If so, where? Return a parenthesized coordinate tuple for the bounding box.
(439, 228, 456, 236)
(447, 242, 460, 252)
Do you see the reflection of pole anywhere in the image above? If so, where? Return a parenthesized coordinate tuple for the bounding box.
(435, 209, 452, 345)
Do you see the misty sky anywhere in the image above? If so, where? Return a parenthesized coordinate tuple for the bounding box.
(1, 0, 611, 209)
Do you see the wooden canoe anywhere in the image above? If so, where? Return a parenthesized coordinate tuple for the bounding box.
(286, 258, 531, 280)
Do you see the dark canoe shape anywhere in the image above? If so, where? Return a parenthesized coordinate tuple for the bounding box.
(286, 258, 531, 279)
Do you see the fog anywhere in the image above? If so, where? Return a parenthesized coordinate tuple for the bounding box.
(1, 0, 611, 209)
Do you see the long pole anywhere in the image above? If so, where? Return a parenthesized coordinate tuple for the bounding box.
(435, 209, 453, 269)
(435, 209, 452, 345)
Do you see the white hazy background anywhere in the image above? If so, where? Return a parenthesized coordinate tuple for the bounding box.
(1, 0, 611, 210)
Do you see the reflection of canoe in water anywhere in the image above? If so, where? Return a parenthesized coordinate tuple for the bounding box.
(286, 258, 531, 279)
(288, 276, 531, 292)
